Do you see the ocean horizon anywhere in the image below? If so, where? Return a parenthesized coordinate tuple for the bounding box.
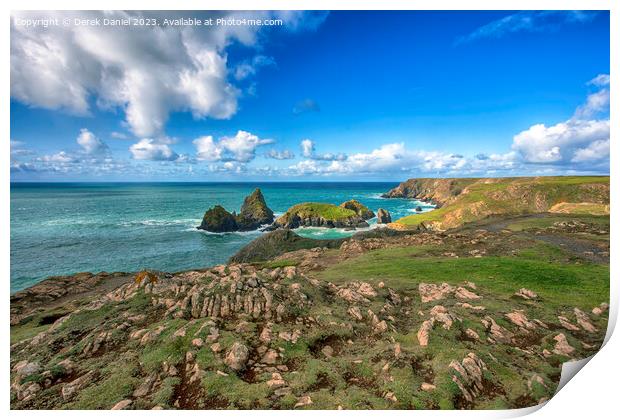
(10, 181, 433, 292)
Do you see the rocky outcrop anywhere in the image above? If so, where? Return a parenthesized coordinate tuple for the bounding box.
(236, 188, 275, 230)
(271, 202, 372, 230)
(229, 229, 344, 263)
(449, 353, 487, 404)
(198, 189, 274, 233)
(339, 200, 375, 219)
(198, 205, 239, 232)
(376, 208, 391, 224)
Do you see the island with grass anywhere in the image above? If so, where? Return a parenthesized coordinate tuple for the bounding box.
(10, 176, 610, 410)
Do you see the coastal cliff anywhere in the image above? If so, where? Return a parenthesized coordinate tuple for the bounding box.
(384, 176, 610, 230)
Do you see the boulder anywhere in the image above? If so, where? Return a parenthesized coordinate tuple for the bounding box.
(236, 188, 275, 231)
(376, 208, 392, 224)
(552, 333, 575, 356)
(198, 205, 238, 232)
(224, 342, 249, 371)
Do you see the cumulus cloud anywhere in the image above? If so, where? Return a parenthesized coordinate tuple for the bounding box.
(194, 130, 273, 162)
(293, 99, 320, 115)
(130, 139, 179, 161)
(512, 76, 609, 166)
(512, 119, 609, 164)
(456, 11, 597, 45)
(300, 139, 347, 161)
(265, 149, 295, 160)
(574, 87, 610, 118)
(77, 129, 108, 155)
(11, 11, 324, 138)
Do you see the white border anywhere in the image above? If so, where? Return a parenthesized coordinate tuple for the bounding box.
(2, 1, 616, 419)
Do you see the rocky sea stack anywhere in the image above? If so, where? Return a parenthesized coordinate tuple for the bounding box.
(198, 205, 238, 233)
(236, 188, 275, 231)
(198, 188, 274, 233)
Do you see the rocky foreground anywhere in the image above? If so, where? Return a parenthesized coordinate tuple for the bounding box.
(10, 212, 609, 410)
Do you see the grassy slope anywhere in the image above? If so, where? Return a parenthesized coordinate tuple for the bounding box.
(396, 176, 609, 228)
(317, 243, 609, 310)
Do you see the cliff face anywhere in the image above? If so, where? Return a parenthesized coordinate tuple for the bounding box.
(385, 176, 610, 230)
(382, 178, 480, 207)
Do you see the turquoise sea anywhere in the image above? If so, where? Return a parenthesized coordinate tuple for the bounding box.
(10, 183, 434, 293)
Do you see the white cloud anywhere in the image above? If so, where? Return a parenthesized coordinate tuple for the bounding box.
(300, 139, 346, 161)
(38, 151, 77, 163)
(588, 74, 610, 87)
(265, 149, 295, 160)
(574, 88, 610, 118)
(77, 128, 108, 155)
(512, 119, 609, 163)
(572, 139, 610, 163)
(234, 55, 275, 81)
(110, 131, 130, 140)
(512, 79, 609, 166)
(194, 130, 273, 162)
(300, 139, 314, 158)
(193, 136, 222, 162)
(130, 139, 179, 161)
(11, 11, 324, 138)
(456, 11, 597, 45)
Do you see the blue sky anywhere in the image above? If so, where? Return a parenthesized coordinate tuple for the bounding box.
(10, 10, 610, 181)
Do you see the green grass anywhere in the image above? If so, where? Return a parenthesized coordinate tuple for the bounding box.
(317, 245, 609, 309)
(506, 215, 609, 231)
(278, 202, 357, 222)
(65, 354, 141, 409)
